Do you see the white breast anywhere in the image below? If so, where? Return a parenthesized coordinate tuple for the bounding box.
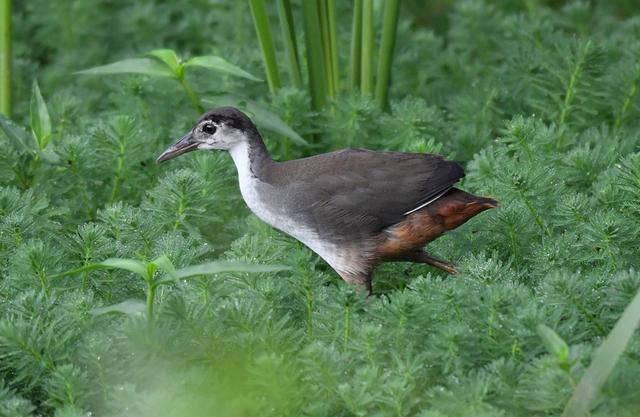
(228, 142, 360, 274)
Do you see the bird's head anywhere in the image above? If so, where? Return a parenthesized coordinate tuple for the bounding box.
(156, 106, 257, 163)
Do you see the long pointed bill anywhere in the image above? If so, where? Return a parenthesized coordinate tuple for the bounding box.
(156, 132, 198, 163)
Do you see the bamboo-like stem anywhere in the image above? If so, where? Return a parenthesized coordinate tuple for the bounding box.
(318, 0, 334, 100)
(249, 0, 281, 94)
(277, 0, 302, 88)
(375, 0, 399, 110)
(302, 0, 327, 110)
(327, 0, 339, 93)
(360, 0, 374, 96)
(0, 0, 11, 116)
(349, 0, 363, 93)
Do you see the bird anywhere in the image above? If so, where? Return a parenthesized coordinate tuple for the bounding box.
(157, 107, 497, 295)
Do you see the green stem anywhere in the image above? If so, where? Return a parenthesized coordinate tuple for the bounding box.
(174, 191, 186, 230)
(327, 0, 339, 93)
(375, 0, 399, 110)
(343, 304, 351, 353)
(277, 0, 302, 88)
(302, 0, 327, 110)
(349, 0, 363, 93)
(360, 0, 374, 96)
(249, 0, 281, 94)
(558, 40, 591, 129)
(302, 266, 314, 340)
(0, 0, 10, 117)
(614, 67, 640, 130)
(319, 0, 335, 100)
(110, 148, 124, 203)
(146, 283, 156, 325)
(179, 74, 204, 113)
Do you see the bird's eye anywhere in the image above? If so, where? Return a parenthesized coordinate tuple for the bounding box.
(202, 123, 216, 135)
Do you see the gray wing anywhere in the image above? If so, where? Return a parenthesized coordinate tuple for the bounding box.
(270, 149, 465, 239)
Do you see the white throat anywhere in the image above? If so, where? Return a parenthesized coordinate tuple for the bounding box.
(227, 140, 355, 276)
(228, 141, 252, 181)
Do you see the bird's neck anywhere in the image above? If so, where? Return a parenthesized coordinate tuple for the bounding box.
(228, 131, 272, 182)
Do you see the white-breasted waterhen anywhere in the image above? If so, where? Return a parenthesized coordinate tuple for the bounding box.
(157, 107, 497, 295)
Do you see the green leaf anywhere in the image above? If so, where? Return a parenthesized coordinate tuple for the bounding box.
(100, 258, 150, 279)
(203, 95, 308, 146)
(90, 300, 146, 316)
(174, 260, 291, 280)
(0, 114, 32, 152)
(49, 263, 110, 279)
(184, 55, 262, 81)
(75, 58, 175, 78)
(147, 49, 181, 75)
(30, 79, 52, 150)
(49, 258, 150, 280)
(152, 255, 177, 283)
(562, 284, 640, 417)
(537, 324, 569, 363)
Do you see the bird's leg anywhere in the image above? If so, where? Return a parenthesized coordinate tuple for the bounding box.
(338, 270, 373, 296)
(405, 250, 458, 275)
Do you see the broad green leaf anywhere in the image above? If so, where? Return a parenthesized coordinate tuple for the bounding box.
(147, 49, 181, 75)
(0, 114, 32, 152)
(185, 55, 262, 81)
(152, 255, 177, 283)
(537, 324, 569, 363)
(100, 258, 150, 279)
(90, 299, 146, 316)
(30, 79, 52, 150)
(203, 95, 309, 146)
(49, 263, 110, 279)
(50, 258, 149, 280)
(174, 260, 291, 281)
(75, 58, 175, 78)
(562, 285, 640, 417)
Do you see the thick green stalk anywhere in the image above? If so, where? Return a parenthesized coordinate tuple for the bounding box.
(0, 0, 11, 116)
(277, 0, 302, 88)
(349, 0, 363, 93)
(327, 0, 339, 93)
(249, 0, 281, 94)
(302, 0, 327, 110)
(360, 0, 374, 96)
(375, 0, 399, 110)
(318, 0, 335, 99)
(318, 0, 335, 98)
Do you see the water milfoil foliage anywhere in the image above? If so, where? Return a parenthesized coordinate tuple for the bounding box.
(1, 1, 640, 417)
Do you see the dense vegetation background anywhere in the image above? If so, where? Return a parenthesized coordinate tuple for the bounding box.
(1, 0, 640, 416)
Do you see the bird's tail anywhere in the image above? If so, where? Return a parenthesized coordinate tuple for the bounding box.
(434, 188, 498, 230)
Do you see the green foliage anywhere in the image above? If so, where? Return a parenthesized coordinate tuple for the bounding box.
(1, 1, 640, 416)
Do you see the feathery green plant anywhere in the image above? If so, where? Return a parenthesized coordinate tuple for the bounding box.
(0, 1, 639, 416)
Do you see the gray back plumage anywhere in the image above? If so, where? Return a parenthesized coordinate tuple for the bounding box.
(256, 148, 464, 241)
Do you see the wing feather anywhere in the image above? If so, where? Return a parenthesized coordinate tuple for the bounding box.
(268, 149, 465, 238)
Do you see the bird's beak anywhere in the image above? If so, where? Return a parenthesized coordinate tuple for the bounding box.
(156, 131, 198, 163)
